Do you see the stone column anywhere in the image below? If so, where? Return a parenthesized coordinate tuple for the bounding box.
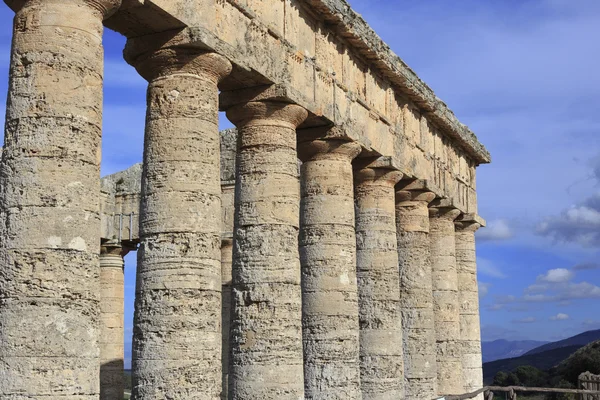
(127, 45, 232, 399)
(429, 205, 463, 396)
(354, 164, 404, 400)
(298, 138, 363, 400)
(100, 243, 126, 400)
(225, 100, 308, 399)
(221, 237, 233, 400)
(455, 219, 483, 397)
(395, 187, 437, 400)
(0, 0, 119, 396)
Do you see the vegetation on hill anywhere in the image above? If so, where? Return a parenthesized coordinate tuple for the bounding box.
(488, 340, 600, 400)
(483, 345, 582, 383)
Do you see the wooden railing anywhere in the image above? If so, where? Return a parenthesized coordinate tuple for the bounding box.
(435, 385, 600, 400)
(579, 372, 600, 400)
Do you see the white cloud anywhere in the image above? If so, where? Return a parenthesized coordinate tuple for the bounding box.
(537, 192, 600, 248)
(477, 219, 513, 242)
(477, 257, 507, 279)
(513, 317, 536, 324)
(537, 268, 574, 283)
(550, 313, 570, 321)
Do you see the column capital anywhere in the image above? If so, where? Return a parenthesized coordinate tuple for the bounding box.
(395, 189, 436, 204)
(298, 139, 362, 163)
(125, 44, 232, 83)
(6, 0, 121, 16)
(455, 221, 482, 233)
(226, 100, 308, 129)
(429, 206, 461, 221)
(354, 167, 403, 186)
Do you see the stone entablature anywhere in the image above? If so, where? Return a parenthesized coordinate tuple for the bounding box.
(106, 0, 489, 215)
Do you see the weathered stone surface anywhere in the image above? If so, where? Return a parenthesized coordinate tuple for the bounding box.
(221, 237, 234, 400)
(395, 188, 438, 400)
(112, 0, 490, 215)
(354, 164, 404, 400)
(299, 138, 362, 400)
(455, 221, 484, 399)
(100, 245, 125, 400)
(226, 99, 308, 399)
(429, 206, 463, 396)
(128, 45, 231, 399)
(0, 0, 118, 396)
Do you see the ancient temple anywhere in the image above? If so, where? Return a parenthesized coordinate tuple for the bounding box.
(0, 0, 490, 399)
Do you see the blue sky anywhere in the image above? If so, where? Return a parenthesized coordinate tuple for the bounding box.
(1, 0, 599, 367)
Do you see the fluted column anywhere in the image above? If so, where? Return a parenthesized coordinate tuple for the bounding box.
(225, 100, 308, 399)
(127, 45, 232, 398)
(455, 220, 483, 397)
(100, 243, 126, 400)
(221, 237, 233, 400)
(299, 138, 362, 400)
(429, 206, 463, 396)
(0, 0, 119, 396)
(354, 165, 404, 400)
(395, 188, 437, 400)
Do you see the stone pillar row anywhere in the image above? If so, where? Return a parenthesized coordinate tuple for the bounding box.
(0, 6, 484, 395)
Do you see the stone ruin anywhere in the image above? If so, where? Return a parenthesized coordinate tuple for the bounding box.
(0, 0, 490, 399)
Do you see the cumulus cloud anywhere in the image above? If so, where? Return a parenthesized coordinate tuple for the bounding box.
(477, 219, 513, 242)
(513, 317, 536, 324)
(550, 313, 570, 321)
(537, 192, 600, 248)
(537, 268, 574, 283)
(478, 257, 507, 279)
(495, 266, 600, 305)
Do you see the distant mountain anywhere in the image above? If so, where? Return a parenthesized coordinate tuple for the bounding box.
(525, 329, 600, 356)
(482, 339, 549, 362)
(482, 345, 583, 384)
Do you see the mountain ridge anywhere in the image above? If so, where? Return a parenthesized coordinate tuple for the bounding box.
(524, 329, 600, 356)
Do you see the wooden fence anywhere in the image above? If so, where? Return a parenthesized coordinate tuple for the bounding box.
(435, 384, 600, 400)
(579, 372, 600, 400)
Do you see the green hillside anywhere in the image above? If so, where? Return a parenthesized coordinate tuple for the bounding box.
(483, 345, 582, 384)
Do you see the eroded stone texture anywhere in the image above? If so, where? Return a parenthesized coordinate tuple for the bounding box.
(354, 166, 404, 400)
(395, 189, 438, 400)
(100, 244, 125, 400)
(455, 221, 483, 398)
(429, 206, 463, 396)
(0, 0, 118, 396)
(299, 138, 363, 400)
(128, 46, 231, 399)
(221, 237, 233, 400)
(226, 100, 308, 399)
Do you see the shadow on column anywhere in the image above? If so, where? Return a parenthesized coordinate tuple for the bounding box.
(101, 359, 125, 400)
